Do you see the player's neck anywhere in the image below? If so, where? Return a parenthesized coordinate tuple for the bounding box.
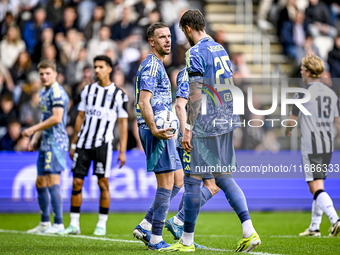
(307, 78, 320, 84)
(150, 49, 164, 63)
(193, 31, 208, 45)
(44, 81, 56, 89)
(98, 77, 112, 87)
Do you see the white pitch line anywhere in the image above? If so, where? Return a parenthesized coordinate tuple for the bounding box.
(270, 235, 333, 239)
(197, 234, 334, 239)
(0, 229, 283, 255)
(203, 247, 283, 255)
(0, 229, 142, 244)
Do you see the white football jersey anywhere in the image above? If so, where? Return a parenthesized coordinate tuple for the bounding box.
(292, 82, 339, 155)
(77, 82, 128, 149)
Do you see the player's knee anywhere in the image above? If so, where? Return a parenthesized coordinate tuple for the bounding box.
(209, 185, 220, 196)
(73, 178, 83, 190)
(203, 180, 220, 196)
(72, 189, 82, 196)
(174, 178, 184, 189)
(36, 176, 46, 188)
(98, 178, 109, 192)
(313, 189, 325, 199)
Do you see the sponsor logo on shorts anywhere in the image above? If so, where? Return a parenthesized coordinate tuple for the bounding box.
(96, 162, 105, 174)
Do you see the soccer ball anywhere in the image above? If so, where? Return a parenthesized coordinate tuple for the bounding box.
(155, 110, 179, 134)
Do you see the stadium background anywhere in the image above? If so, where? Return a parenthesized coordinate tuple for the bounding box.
(0, 0, 339, 213)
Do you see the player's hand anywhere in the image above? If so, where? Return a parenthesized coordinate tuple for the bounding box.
(27, 140, 37, 152)
(151, 127, 175, 140)
(69, 148, 75, 160)
(117, 152, 126, 168)
(22, 127, 35, 137)
(182, 129, 193, 153)
(285, 128, 292, 137)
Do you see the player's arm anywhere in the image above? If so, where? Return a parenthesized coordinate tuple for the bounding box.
(186, 78, 202, 128)
(139, 90, 174, 140)
(116, 91, 128, 168)
(285, 93, 301, 137)
(182, 50, 204, 152)
(285, 115, 298, 137)
(175, 97, 188, 137)
(117, 117, 128, 168)
(22, 107, 64, 137)
(182, 79, 202, 152)
(69, 85, 88, 159)
(27, 120, 43, 152)
(69, 111, 85, 160)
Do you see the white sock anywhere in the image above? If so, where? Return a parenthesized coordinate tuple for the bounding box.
(96, 214, 108, 229)
(316, 192, 339, 225)
(150, 234, 162, 245)
(242, 220, 255, 238)
(182, 231, 194, 246)
(309, 200, 323, 231)
(70, 213, 80, 229)
(174, 216, 184, 226)
(140, 218, 152, 231)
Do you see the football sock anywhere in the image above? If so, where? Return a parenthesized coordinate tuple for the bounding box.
(171, 185, 181, 200)
(70, 213, 80, 229)
(174, 215, 184, 226)
(315, 190, 339, 225)
(96, 207, 109, 229)
(309, 199, 323, 231)
(49, 185, 63, 224)
(242, 220, 256, 238)
(70, 206, 80, 229)
(140, 219, 152, 231)
(144, 185, 180, 224)
(215, 174, 254, 237)
(182, 231, 194, 246)
(37, 187, 50, 223)
(177, 186, 212, 223)
(183, 175, 201, 234)
(150, 234, 163, 245)
(152, 187, 171, 236)
(178, 193, 184, 211)
(97, 215, 108, 229)
(144, 202, 154, 224)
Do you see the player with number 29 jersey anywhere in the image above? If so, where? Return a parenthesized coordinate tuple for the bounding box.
(186, 37, 240, 138)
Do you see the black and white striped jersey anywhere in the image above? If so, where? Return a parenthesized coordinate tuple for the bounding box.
(76, 82, 128, 149)
(292, 82, 340, 155)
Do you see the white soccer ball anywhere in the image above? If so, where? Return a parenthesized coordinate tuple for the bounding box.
(155, 110, 179, 134)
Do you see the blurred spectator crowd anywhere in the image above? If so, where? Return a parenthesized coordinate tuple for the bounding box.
(257, 0, 340, 91)
(0, 0, 206, 152)
(3, 0, 335, 153)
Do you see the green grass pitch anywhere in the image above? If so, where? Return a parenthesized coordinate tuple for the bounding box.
(0, 212, 339, 254)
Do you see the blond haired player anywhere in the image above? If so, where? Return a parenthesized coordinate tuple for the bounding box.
(286, 55, 340, 237)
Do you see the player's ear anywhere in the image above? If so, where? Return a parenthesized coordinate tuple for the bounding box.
(148, 37, 154, 47)
(307, 70, 311, 77)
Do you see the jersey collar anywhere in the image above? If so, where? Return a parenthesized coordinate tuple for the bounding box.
(198, 37, 213, 44)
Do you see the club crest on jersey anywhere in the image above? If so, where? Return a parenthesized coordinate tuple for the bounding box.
(146, 77, 156, 87)
(170, 155, 176, 166)
(107, 94, 113, 101)
(179, 82, 189, 92)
